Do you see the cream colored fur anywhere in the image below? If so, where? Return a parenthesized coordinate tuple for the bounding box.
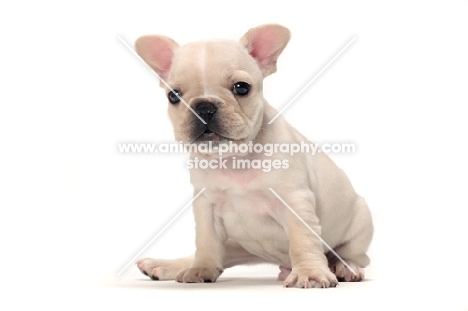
(134, 24, 373, 288)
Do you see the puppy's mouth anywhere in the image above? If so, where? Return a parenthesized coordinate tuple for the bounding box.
(193, 127, 229, 143)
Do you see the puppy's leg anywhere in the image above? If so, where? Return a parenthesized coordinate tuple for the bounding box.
(137, 240, 264, 281)
(328, 197, 373, 282)
(281, 191, 339, 288)
(175, 192, 225, 283)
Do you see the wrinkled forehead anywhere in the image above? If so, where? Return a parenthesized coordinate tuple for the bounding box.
(169, 40, 260, 81)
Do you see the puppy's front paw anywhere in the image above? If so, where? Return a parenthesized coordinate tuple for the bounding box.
(330, 260, 364, 282)
(175, 267, 222, 283)
(283, 267, 338, 288)
(136, 257, 191, 281)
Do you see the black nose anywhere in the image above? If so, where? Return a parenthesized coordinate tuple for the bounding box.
(194, 102, 217, 122)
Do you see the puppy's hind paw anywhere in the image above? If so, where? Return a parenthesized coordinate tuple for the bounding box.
(278, 266, 291, 281)
(329, 260, 364, 282)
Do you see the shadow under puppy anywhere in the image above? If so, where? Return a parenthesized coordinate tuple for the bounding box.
(134, 24, 373, 288)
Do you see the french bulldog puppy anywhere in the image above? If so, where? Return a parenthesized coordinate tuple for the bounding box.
(134, 24, 373, 288)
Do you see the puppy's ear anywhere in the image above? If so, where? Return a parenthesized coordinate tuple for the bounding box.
(240, 24, 291, 77)
(134, 35, 179, 81)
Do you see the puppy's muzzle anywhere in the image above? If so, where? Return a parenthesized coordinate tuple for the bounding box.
(194, 101, 218, 123)
(191, 100, 228, 143)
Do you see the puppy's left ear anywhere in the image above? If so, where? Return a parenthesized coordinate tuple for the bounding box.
(240, 24, 291, 77)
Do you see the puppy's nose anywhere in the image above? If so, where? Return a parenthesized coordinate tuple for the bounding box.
(194, 102, 218, 122)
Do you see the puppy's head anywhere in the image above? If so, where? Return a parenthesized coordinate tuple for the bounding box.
(135, 24, 290, 150)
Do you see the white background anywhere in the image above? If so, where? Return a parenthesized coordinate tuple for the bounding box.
(1, 0, 468, 309)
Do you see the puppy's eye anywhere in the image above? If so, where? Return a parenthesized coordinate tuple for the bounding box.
(168, 90, 182, 104)
(233, 82, 250, 96)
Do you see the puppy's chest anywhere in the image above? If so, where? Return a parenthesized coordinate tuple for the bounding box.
(211, 190, 281, 227)
(206, 189, 289, 257)
(193, 165, 290, 262)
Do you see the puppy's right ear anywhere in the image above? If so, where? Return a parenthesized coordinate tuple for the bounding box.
(134, 35, 179, 81)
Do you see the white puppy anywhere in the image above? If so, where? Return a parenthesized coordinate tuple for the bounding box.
(134, 24, 373, 288)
